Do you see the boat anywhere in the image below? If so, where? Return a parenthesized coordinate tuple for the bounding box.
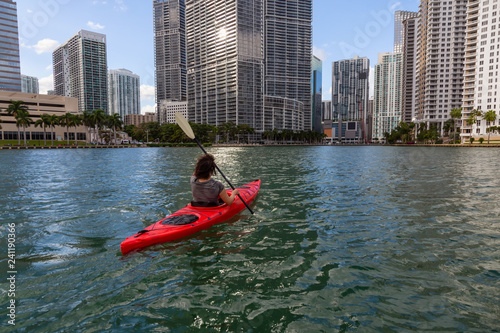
(121, 179, 261, 255)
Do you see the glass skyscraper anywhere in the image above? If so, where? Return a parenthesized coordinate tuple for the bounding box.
(53, 30, 108, 112)
(0, 0, 21, 92)
(154, 0, 186, 105)
(108, 69, 140, 118)
(311, 55, 322, 133)
(186, 0, 264, 129)
(331, 56, 370, 143)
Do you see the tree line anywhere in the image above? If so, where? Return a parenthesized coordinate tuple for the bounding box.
(124, 121, 327, 144)
(1, 100, 123, 146)
(383, 108, 499, 144)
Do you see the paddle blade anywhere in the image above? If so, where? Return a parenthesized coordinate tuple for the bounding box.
(175, 112, 195, 139)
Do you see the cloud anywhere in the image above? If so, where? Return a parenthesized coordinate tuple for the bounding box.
(87, 21, 105, 30)
(39, 74, 54, 94)
(33, 39, 59, 54)
(114, 0, 127, 11)
(313, 46, 327, 61)
(140, 84, 155, 100)
(141, 104, 156, 115)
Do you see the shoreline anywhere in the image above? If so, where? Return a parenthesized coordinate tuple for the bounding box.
(2, 143, 500, 149)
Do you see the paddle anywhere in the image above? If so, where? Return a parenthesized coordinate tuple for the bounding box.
(175, 112, 254, 215)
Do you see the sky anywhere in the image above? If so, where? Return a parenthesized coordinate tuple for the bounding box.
(16, 0, 420, 114)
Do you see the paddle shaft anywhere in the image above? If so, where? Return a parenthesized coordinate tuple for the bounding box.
(194, 138, 254, 215)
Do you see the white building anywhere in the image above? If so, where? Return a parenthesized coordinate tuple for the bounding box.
(415, 0, 467, 132)
(21, 75, 39, 94)
(158, 100, 188, 124)
(373, 53, 404, 140)
(108, 69, 140, 118)
(461, 0, 500, 143)
(53, 30, 108, 112)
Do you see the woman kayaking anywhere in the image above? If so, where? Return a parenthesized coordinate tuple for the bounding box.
(191, 154, 239, 207)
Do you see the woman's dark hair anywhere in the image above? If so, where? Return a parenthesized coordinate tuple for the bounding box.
(194, 154, 217, 179)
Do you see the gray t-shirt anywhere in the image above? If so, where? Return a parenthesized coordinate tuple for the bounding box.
(191, 176, 225, 203)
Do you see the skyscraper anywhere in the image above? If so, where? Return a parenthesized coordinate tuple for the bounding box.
(108, 69, 140, 118)
(394, 11, 418, 53)
(311, 55, 322, 133)
(402, 15, 418, 124)
(415, 0, 466, 132)
(0, 0, 21, 92)
(154, 0, 186, 105)
(331, 56, 370, 143)
(186, 0, 264, 129)
(53, 30, 108, 112)
(461, 0, 500, 143)
(373, 52, 404, 141)
(264, 0, 313, 131)
(21, 74, 39, 94)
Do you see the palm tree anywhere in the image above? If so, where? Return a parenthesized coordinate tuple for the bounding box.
(466, 109, 483, 144)
(47, 114, 59, 146)
(70, 114, 82, 146)
(34, 114, 52, 146)
(90, 109, 106, 144)
(450, 108, 462, 144)
(483, 110, 497, 144)
(107, 113, 123, 145)
(15, 109, 33, 146)
(6, 100, 29, 145)
(59, 113, 74, 145)
(82, 110, 93, 145)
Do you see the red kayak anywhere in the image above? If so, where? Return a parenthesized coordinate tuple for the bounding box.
(121, 179, 261, 255)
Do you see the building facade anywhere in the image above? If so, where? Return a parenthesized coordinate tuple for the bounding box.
(124, 112, 157, 126)
(373, 52, 404, 141)
(311, 55, 322, 133)
(108, 69, 140, 118)
(158, 100, 188, 124)
(415, 0, 466, 131)
(154, 0, 187, 107)
(0, 0, 21, 92)
(21, 74, 39, 94)
(402, 16, 418, 124)
(186, 0, 264, 130)
(461, 0, 500, 143)
(264, 0, 313, 131)
(0, 91, 83, 141)
(53, 30, 108, 112)
(331, 56, 370, 143)
(394, 11, 419, 53)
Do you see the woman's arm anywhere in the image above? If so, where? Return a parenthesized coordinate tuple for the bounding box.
(219, 188, 240, 205)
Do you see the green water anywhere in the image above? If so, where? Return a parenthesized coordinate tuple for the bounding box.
(1, 146, 499, 332)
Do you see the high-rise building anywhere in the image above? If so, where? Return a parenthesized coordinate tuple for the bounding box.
(461, 0, 500, 143)
(0, 0, 21, 92)
(21, 75, 39, 94)
(402, 16, 418, 124)
(181, 0, 312, 133)
(264, 0, 313, 131)
(186, 0, 264, 129)
(415, 0, 466, 132)
(331, 56, 370, 143)
(53, 30, 108, 112)
(108, 69, 140, 118)
(154, 0, 186, 106)
(158, 100, 187, 124)
(311, 55, 322, 133)
(373, 53, 404, 141)
(322, 100, 332, 120)
(394, 11, 418, 53)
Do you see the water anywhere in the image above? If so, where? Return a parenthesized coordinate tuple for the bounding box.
(1, 146, 499, 332)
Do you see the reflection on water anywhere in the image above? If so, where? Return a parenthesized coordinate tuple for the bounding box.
(0, 147, 499, 331)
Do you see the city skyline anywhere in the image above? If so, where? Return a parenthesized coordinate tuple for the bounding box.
(16, 0, 420, 114)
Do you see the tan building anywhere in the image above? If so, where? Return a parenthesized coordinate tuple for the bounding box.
(124, 112, 156, 126)
(0, 91, 85, 142)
